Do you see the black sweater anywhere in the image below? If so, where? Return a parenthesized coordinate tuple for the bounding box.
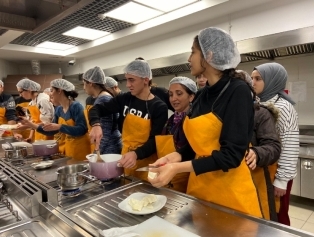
(88, 92, 168, 159)
(179, 75, 254, 175)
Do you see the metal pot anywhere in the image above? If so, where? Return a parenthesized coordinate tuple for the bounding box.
(32, 140, 59, 156)
(0, 137, 18, 146)
(87, 154, 123, 180)
(4, 146, 28, 161)
(56, 164, 96, 191)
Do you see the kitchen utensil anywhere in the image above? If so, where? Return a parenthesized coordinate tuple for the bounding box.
(32, 140, 59, 156)
(96, 149, 102, 162)
(30, 160, 54, 170)
(56, 164, 96, 190)
(133, 216, 200, 237)
(135, 166, 160, 172)
(118, 192, 167, 215)
(4, 146, 28, 161)
(87, 154, 123, 180)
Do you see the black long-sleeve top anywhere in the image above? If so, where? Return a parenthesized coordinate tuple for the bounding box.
(88, 92, 168, 159)
(0, 93, 17, 122)
(178, 75, 255, 175)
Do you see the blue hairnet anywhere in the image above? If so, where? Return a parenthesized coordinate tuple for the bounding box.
(169, 76, 197, 94)
(198, 27, 240, 71)
(123, 59, 152, 79)
(83, 66, 105, 84)
(16, 78, 41, 91)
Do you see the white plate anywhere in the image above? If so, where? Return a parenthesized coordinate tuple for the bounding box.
(118, 192, 167, 215)
(30, 160, 54, 170)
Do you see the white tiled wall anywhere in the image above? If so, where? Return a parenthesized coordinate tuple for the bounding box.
(118, 54, 314, 125)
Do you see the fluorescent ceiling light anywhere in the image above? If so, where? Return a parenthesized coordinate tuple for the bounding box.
(36, 41, 74, 50)
(104, 2, 163, 24)
(134, 0, 198, 12)
(62, 26, 110, 40)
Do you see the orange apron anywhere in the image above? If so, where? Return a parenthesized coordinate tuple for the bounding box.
(155, 135, 189, 193)
(58, 117, 91, 164)
(28, 105, 53, 141)
(83, 104, 95, 153)
(122, 114, 157, 181)
(15, 102, 33, 141)
(183, 112, 263, 218)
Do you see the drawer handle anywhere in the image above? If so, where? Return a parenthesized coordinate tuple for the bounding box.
(303, 161, 313, 170)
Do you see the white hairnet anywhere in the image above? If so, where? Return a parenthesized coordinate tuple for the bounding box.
(105, 77, 118, 88)
(43, 88, 51, 93)
(169, 76, 197, 94)
(0, 80, 3, 87)
(123, 59, 152, 79)
(83, 66, 105, 84)
(16, 78, 41, 91)
(198, 27, 240, 71)
(51, 79, 75, 91)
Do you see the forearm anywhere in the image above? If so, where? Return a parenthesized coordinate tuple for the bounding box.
(59, 124, 87, 136)
(134, 138, 157, 160)
(36, 125, 59, 136)
(174, 160, 194, 173)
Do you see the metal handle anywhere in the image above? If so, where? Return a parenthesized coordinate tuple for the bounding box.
(78, 173, 98, 181)
(303, 160, 313, 170)
(46, 143, 57, 148)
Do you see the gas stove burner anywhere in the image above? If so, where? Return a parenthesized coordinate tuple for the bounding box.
(10, 160, 25, 167)
(42, 155, 52, 161)
(100, 178, 114, 184)
(61, 188, 81, 197)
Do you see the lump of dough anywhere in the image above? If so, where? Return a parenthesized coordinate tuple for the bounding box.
(148, 171, 158, 179)
(128, 194, 157, 211)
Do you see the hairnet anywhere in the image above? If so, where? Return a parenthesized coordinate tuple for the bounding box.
(105, 77, 118, 88)
(51, 79, 75, 92)
(169, 76, 197, 94)
(16, 78, 41, 91)
(123, 59, 152, 79)
(198, 27, 240, 71)
(43, 88, 51, 93)
(83, 66, 105, 84)
(0, 80, 3, 87)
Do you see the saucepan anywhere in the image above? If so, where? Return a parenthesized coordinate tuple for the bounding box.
(86, 154, 123, 180)
(32, 140, 59, 156)
(56, 164, 97, 190)
(4, 146, 28, 161)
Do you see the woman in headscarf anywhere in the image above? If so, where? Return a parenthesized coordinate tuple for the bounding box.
(16, 78, 54, 141)
(88, 58, 168, 181)
(83, 66, 122, 154)
(155, 76, 197, 193)
(148, 27, 263, 218)
(251, 62, 299, 226)
(19, 79, 90, 163)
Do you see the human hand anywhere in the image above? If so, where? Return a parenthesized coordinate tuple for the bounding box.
(117, 151, 137, 169)
(89, 126, 103, 150)
(153, 152, 182, 166)
(246, 149, 257, 170)
(148, 164, 177, 188)
(42, 123, 61, 131)
(274, 186, 286, 197)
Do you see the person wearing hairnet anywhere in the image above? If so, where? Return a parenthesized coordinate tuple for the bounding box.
(195, 74, 208, 89)
(88, 58, 168, 181)
(105, 76, 122, 97)
(19, 79, 90, 163)
(155, 76, 196, 193)
(16, 78, 54, 141)
(83, 66, 122, 154)
(148, 27, 263, 218)
(251, 63, 299, 226)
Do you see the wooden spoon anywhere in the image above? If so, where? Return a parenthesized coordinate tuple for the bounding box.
(96, 149, 103, 162)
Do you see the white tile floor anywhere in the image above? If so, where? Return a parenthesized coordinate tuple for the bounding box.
(289, 196, 314, 234)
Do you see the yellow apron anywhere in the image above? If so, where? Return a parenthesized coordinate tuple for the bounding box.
(121, 114, 157, 181)
(155, 135, 189, 193)
(0, 107, 12, 137)
(83, 104, 95, 153)
(183, 112, 263, 218)
(28, 105, 53, 141)
(16, 102, 33, 141)
(58, 117, 91, 164)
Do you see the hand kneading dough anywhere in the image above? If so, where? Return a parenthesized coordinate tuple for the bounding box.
(128, 194, 157, 211)
(148, 171, 158, 179)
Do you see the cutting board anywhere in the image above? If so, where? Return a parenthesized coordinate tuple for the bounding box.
(133, 216, 200, 237)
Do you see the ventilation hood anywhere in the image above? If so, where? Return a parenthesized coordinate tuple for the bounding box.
(100, 26, 314, 81)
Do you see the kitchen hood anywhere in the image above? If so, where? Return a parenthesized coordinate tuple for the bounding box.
(100, 26, 314, 81)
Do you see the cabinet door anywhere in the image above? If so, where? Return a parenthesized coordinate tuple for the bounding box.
(300, 159, 314, 199)
(291, 158, 300, 196)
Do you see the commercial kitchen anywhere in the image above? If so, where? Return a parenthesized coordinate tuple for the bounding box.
(1, 0, 314, 236)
